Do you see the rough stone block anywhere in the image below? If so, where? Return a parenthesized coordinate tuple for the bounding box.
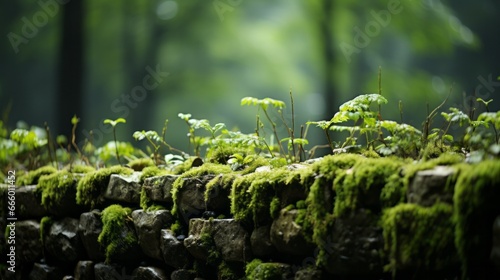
(184, 218, 251, 263)
(161, 229, 191, 269)
(270, 209, 314, 256)
(14, 185, 47, 219)
(79, 210, 105, 261)
(104, 172, 142, 204)
(407, 166, 455, 206)
(131, 209, 173, 260)
(29, 263, 65, 280)
(142, 174, 178, 204)
(45, 217, 85, 263)
(132, 266, 169, 280)
(325, 210, 384, 276)
(170, 269, 196, 280)
(14, 220, 43, 265)
(94, 263, 133, 280)
(74, 260, 94, 280)
(250, 225, 276, 257)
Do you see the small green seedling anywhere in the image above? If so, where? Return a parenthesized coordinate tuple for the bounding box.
(103, 118, 126, 165)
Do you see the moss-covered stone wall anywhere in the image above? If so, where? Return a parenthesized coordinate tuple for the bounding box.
(1, 153, 500, 280)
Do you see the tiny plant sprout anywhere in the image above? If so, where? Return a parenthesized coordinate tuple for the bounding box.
(103, 118, 126, 165)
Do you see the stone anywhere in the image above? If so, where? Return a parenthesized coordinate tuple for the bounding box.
(132, 266, 169, 280)
(63, 276, 75, 280)
(79, 210, 105, 261)
(491, 215, 500, 271)
(270, 209, 315, 256)
(14, 220, 43, 264)
(170, 269, 197, 280)
(104, 172, 142, 204)
(161, 229, 190, 269)
(14, 185, 47, 219)
(74, 261, 94, 280)
(294, 268, 323, 280)
(142, 175, 179, 204)
(132, 209, 173, 260)
(175, 177, 209, 224)
(407, 165, 455, 206)
(45, 217, 85, 263)
(94, 263, 133, 280)
(29, 263, 65, 280)
(250, 225, 276, 257)
(142, 174, 178, 204)
(184, 219, 251, 263)
(325, 209, 384, 276)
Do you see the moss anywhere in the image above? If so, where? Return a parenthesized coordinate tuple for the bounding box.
(171, 163, 232, 215)
(172, 156, 200, 174)
(128, 157, 155, 171)
(382, 203, 457, 276)
(205, 172, 239, 202)
(453, 160, 500, 278)
(65, 164, 95, 174)
(206, 145, 250, 165)
(39, 216, 53, 244)
(200, 231, 221, 265)
(98, 204, 137, 263)
(245, 259, 263, 276)
(76, 166, 133, 208)
(139, 165, 169, 182)
(334, 156, 405, 217)
(231, 167, 295, 226)
(170, 220, 182, 236)
(269, 197, 281, 219)
(16, 165, 57, 186)
(37, 170, 77, 210)
(217, 261, 241, 280)
(246, 262, 287, 280)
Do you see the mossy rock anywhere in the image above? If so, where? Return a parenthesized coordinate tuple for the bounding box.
(454, 160, 500, 279)
(76, 166, 133, 209)
(98, 204, 143, 264)
(382, 203, 458, 276)
(37, 170, 83, 216)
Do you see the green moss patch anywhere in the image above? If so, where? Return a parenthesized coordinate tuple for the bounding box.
(334, 156, 405, 217)
(98, 204, 137, 263)
(231, 167, 303, 226)
(382, 203, 457, 276)
(453, 160, 500, 278)
(128, 157, 155, 171)
(37, 170, 78, 210)
(76, 166, 133, 208)
(245, 260, 290, 280)
(17, 165, 57, 186)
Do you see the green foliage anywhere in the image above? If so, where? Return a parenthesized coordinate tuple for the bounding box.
(98, 204, 137, 263)
(103, 118, 127, 165)
(76, 166, 133, 208)
(382, 203, 457, 276)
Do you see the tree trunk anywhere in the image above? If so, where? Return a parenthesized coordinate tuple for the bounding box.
(320, 0, 337, 121)
(57, 0, 84, 138)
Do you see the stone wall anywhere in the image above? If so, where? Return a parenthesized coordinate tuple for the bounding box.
(1, 154, 500, 280)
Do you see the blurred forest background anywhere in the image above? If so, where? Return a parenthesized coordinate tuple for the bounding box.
(1, 0, 499, 154)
